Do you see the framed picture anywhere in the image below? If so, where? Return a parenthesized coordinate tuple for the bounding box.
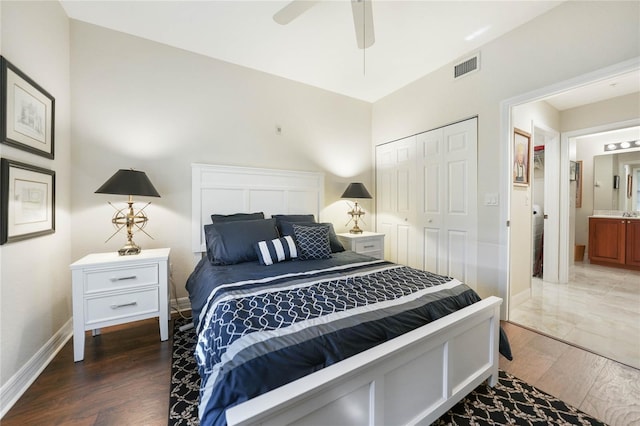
(575, 160, 583, 208)
(0, 158, 55, 244)
(513, 128, 531, 186)
(1, 56, 55, 159)
(570, 161, 577, 181)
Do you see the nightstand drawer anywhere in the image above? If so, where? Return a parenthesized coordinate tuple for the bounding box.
(355, 239, 382, 253)
(85, 288, 159, 324)
(85, 264, 158, 293)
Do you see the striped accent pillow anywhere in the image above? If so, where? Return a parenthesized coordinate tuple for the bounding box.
(255, 236, 298, 265)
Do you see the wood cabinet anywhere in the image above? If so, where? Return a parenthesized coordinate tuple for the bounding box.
(70, 248, 170, 361)
(588, 217, 640, 270)
(626, 219, 640, 267)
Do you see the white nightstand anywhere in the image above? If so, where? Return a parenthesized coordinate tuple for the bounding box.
(70, 248, 170, 362)
(337, 232, 385, 259)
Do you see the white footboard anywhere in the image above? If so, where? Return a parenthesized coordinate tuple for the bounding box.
(226, 296, 502, 426)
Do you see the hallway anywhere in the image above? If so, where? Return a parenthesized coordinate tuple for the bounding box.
(510, 262, 640, 370)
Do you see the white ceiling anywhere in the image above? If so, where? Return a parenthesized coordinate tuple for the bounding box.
(544, 71, 640, 111)
(60, 0, 565, 103)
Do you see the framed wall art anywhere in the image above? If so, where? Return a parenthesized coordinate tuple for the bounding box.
(575, 160, 583, 208)
(0, 158, 55, 244)
(1, 56, 55, 159)
(513, 128, 531, 186)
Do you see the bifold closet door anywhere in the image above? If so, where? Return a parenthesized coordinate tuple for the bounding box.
(376, 136, 418, 268)
(416, 118, 478, 285)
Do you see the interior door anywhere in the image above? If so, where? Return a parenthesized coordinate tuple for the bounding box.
(376, 136, 417, 267)
(539, 126, 560, 283)
(416, 118, 478, 285)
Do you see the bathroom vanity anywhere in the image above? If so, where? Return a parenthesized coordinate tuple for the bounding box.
(588, 215, 640, 270)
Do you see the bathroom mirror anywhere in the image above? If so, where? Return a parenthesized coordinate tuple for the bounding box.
(593, 151, 640, 211)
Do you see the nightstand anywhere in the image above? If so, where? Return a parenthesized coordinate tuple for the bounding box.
(337, 232, 385, 259)
(70, 248, 170, 362)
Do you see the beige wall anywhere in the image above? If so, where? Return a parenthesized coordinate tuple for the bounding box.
(372, 1, 640, 298)
(0, 0, 71, 392)
(69, 21, 374, 303)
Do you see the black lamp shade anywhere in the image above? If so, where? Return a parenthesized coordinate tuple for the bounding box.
(95, 169, 160, 197)
(341, 182, 372, 199)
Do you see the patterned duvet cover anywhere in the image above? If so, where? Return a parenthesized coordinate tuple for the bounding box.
(186, 252, 509, 425)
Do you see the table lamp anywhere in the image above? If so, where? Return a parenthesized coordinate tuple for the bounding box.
(341, 182, 372, 234)
(95, 169, 160, 255)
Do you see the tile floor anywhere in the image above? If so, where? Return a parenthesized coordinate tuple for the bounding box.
(509, 262, 640, 369)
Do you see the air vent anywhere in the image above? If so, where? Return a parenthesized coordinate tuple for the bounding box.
(454, 53, 480, 79)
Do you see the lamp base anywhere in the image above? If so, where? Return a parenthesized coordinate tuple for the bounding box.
(349, 226, 364, 234)
(118, 242, 141, 256)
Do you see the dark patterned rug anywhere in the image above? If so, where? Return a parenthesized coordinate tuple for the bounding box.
(169, 318, 607, 426)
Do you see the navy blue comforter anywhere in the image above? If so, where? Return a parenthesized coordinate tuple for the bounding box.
(186, 252, 510, 425)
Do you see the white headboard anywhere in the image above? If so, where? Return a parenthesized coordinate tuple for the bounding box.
(192, 163, 324, 253)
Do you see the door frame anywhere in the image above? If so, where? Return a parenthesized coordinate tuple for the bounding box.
(498, 57, 640, 320)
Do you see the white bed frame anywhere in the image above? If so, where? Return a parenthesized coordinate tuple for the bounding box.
(192, 163, 503, 426)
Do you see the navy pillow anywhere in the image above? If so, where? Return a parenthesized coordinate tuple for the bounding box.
(272, 214, 315, 235)
(255, 236, 298, 265)
(204, 218, 278, 265)
(211, 212, 264, 223)
(279, 221, 345, 253)
(293, 223, 332, 260)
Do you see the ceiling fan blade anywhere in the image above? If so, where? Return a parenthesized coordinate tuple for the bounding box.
(351, 0, 375, 49)
(273, 0, 320, 25)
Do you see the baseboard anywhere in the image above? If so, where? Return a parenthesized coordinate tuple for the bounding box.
(0, 318, 73, 419)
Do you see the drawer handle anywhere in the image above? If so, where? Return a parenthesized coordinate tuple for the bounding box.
(110, 276, 137, 282)
(363, 245, 375, 249)
(110, 301, 138, 309)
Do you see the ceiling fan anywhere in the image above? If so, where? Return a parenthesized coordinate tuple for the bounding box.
(273, 0, 375, 49)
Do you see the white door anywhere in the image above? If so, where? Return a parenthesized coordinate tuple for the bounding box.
(416, 118, 478, 285)
(376, 136, 418, 267)
(538, 126, 561, 283)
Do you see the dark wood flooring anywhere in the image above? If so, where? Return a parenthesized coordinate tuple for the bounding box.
(2, 319, 638, 425)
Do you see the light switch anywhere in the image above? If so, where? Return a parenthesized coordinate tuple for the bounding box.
(484, 193, 499, 206)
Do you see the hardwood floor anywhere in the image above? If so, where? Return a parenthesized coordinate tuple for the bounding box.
(3, 318, 639, 425)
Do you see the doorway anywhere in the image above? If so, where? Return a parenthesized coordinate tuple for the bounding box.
(500, 58, 640, 316)
(503, 63, 640, 368)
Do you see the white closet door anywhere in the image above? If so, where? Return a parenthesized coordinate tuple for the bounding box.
(416, 118, 478, 285)
(376, 136, 417, 267)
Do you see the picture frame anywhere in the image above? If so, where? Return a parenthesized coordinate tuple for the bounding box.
(1, 56, 55, 159)
(0, 158, 55, 244)
(570, 161, 577, 181)
(575, 160, 583, 208)
(513, 128, 531, 186)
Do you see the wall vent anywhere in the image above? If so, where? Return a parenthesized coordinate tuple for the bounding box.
(454, 53, 480, 79)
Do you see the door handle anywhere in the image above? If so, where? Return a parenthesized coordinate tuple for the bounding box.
(543, 214, 549, 219)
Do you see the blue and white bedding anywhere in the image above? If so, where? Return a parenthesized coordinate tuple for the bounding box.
(186, 251, 511, 425)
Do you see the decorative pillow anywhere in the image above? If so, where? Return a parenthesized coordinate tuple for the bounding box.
(292, 223, 332, 260)
(204, 218, 278, 265)
(279, 221, 345, 253)
(255, 236, 298, 266)
(272, 214, 315, 235)
(211, 212, 264, 223)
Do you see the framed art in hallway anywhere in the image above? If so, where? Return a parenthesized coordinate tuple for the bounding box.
(513, 128, 531, 186)
(1, 56, 55, 159)
(0, 158, 55, 244)
(575, 160, 582, 208)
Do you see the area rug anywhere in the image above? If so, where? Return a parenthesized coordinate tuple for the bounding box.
(169, 318, 606, 426)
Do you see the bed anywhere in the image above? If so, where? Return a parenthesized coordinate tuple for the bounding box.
(188, 163, 510, 426)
